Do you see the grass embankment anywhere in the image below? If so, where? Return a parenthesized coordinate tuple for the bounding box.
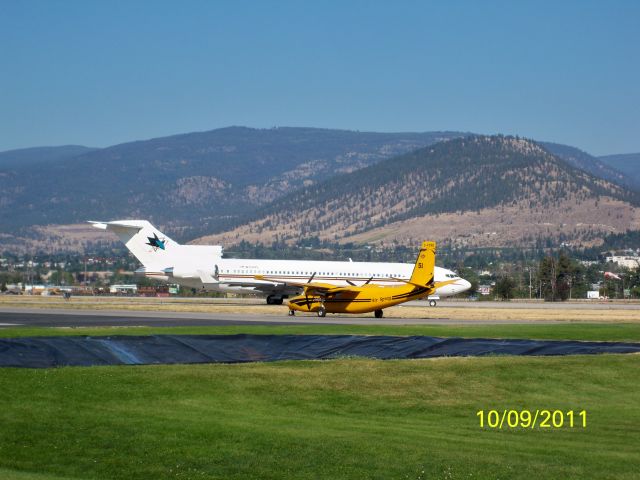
(2, 322, 640, 342)
(1, 355, 639, 479)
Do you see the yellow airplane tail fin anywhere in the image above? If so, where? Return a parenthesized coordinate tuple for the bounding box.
(409, 241, 436, 287)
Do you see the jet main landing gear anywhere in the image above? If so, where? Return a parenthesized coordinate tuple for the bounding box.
(374, 309, 384, 319)
(266, 295, 284, 305)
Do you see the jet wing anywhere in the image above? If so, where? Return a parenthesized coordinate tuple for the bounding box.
(433, 279, 460, 289)
(254, 275, 340, 292)
(390, 277, 458, 290)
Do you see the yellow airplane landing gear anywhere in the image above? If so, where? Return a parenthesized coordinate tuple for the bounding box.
(374, 309, 383, 319)
(288, 309, 295, 316)
(317, 305, 327, 317)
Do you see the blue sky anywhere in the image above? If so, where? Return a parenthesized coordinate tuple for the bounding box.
(1, 0, 638, 155)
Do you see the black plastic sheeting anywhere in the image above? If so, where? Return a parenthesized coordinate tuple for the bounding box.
(1, 334, 640, 368)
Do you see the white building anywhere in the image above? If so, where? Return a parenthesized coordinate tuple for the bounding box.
(605, 256, 640, 269)
(109, 284, 138, 294)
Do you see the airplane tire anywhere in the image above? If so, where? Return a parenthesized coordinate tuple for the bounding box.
(374, 309, 383, 319)
(429, 299, 437, 307)
(288, 310, 295, 316)
(267, 295, 284, 305)
(317, 306, 327, 317)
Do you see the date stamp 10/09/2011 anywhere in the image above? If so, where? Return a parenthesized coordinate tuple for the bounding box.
(477, 409, 587, 429)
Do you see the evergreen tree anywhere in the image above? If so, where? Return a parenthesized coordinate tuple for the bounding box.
(556, 251, 573, 300)
(537, 252, 573, 301)
(538, 256, 557, 301)
(495, 275, 516, 300)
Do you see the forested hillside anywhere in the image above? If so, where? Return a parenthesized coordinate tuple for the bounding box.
(0, 127, 464, 239)
(2, 128, 637, 254)
(599, 153, 640, 189)
(542, 142, 630, 189)
(0, 145, 96, 168)
(196, 136, 640, 248)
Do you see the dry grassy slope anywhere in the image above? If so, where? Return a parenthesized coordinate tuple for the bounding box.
(0, 224, 113, 254)
(194, 136, 640, 248)
(345, 197, 640, 248)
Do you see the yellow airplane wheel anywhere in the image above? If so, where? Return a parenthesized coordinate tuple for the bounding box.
(317, 306, 327, 317)
(374, 309, 383, 319)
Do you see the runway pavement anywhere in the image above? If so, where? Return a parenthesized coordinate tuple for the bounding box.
(0, 309, 323, 328)
(0, 306, 597, 328)
(1, 298, 639, 329)
(406, 300, 640, 309)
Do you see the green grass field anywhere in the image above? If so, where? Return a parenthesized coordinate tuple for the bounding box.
(1, 324, 639, 479)
(2, 321, 640, 342)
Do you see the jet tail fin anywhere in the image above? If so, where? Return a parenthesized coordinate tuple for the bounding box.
(89, 220, 178, 270)
(409, 241, 436, 287)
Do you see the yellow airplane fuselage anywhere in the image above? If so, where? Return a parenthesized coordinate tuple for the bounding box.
(287, 283, 432, 314)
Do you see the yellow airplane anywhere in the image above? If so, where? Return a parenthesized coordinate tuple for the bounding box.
(255, 241, 456, 318)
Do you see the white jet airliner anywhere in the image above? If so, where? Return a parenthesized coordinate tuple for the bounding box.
(90, 220, 471, 306)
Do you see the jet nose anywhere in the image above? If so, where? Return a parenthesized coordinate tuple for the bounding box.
(460, 279, 472, 292)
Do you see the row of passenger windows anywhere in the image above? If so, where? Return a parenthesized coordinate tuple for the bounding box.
(221, 269, 402, 277)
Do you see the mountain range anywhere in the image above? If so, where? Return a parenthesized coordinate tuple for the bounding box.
(195, 136, 640, 249)
(0, 127, 638, 253)
(0, 127, 466, 239)
(598, 153, 640, 190)
(0, 145, 97, 169)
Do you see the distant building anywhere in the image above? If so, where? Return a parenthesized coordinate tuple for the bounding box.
(24, 285, 47, 294)
(579, 260, 598, 267)
(605, 256, 640, 269)
(109, 284, 138, 294)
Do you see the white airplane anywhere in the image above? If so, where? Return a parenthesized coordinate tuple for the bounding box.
(90, 220, 471, 306)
